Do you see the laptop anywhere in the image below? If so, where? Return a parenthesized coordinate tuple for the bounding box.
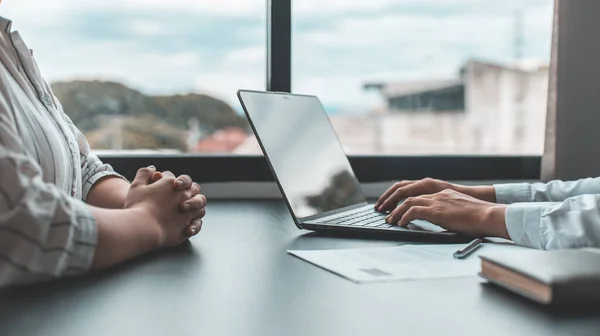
(237, 90, 462, 240)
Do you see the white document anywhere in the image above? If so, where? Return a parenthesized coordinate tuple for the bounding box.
(288, 243, 528, 284)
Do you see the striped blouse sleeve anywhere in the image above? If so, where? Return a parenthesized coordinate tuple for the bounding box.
(0, 96, 97, 287)
(53, 98, 127, 202)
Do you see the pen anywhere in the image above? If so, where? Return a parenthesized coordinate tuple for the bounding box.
(453, 238, 484, 259)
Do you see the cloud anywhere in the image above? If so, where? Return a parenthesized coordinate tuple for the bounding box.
(0, 0, 553, 110)
(293, 74, 386, 110)
(117, 0, 264, 17)
(295, 0, 551, 18)
(221, 46, 265, 68)
(129, 19, 166, 37)
(194, 71, 264, 105)
(293, 2, 553, 105)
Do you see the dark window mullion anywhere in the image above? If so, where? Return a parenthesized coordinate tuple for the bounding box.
(266, 0, 291, 92)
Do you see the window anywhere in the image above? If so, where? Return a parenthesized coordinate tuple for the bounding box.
(293, 1, 554, 155)
(2, 0, 264, 155)
(0, 0, 545, 182)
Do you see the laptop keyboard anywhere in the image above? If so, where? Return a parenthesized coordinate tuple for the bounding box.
(313, 206, 394, 228)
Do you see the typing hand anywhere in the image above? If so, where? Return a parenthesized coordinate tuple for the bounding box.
(385, 189, 509, 239)
(150, 171, 206, 237)
(375, 178, 497, 212)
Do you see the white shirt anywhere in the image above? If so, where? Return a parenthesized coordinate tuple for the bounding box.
(0, 18, 122, 286)
(495, 178, 600, 250)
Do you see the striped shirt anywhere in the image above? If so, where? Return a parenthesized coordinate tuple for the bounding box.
(0, 18, 123, 287)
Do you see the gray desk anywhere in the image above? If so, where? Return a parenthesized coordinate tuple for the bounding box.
(1, 201, 599, 336)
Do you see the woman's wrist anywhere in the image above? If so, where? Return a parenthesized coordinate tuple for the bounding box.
(481, 204, 510, 239)
(91, 207, 162, 270)
(127, 207, 164, 249)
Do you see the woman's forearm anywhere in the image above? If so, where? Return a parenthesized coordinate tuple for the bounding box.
(455, 185, 497, 203)
(89, 206, 160, 270)
(86, 177, 130, 209)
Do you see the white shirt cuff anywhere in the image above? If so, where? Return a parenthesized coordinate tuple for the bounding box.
(494, 183, 531, 204)
(504, 202, 546, 249)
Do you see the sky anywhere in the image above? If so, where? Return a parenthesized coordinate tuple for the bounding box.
(0, 0, 553, 113)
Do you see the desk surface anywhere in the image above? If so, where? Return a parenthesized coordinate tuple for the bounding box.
(1, 200, 599, 336)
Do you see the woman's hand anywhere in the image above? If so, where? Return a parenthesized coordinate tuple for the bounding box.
(91, 167, 206, 270)
(123, 167, 205, 248)
(385, 189, 509, 239)
(375, 178, 497, 212)
(149, 170, 206, 237)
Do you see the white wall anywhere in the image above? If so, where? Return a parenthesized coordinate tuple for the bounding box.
(465, 62, 548, 155)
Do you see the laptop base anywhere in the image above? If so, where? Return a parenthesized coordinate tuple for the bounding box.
(302, 223, 472, 244)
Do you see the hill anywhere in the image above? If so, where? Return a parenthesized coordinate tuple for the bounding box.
(50, 80, 250, 151)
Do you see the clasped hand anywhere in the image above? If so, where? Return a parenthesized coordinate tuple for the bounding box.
(124, 166, 207, 247)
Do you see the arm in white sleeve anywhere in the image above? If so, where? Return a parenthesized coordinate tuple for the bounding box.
(0, 112, 97, 287)
(494, 178, 600, 204)
(505, 194, 600, 250)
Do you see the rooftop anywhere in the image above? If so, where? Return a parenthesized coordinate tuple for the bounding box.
(364, 59, 549, 100)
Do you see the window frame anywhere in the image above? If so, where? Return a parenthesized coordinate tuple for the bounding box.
(99, 0, 545, 183)
(100, 154, 541, 183)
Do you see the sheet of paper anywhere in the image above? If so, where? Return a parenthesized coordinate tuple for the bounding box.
(288, 243, 528, 284)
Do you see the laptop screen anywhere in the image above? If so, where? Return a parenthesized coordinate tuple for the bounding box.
(238, 91, 366, 219)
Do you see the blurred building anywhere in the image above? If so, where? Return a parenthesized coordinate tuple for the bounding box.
(349, 59, 549, 155)
(194, 127, 248, 153)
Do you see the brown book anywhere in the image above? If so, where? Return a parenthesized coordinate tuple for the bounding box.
(479, 248, 600, 305)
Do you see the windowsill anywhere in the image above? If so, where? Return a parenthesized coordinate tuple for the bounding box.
(201, 180, 536, 200)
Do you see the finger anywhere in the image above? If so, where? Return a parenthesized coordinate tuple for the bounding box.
(179, 184, 202, 202)
(181, 194, 207, 212)
(174, 174, 193, 190)
(189, 208, 206, 221)
(187, 182, 201, 197)
(399, 206, 432, 227)
(184, 219, 203, 237)
(131, 165, 157, 187)
(150, 171, 163, 184)
(386, 197, 431, 224)
(148, 174, 177, 192)
(379, 183, 425, 212)
(193, 182, 202, 195)
(376, 181, 413, 207)
(162, 171, 176, 178)
(177, 188, 195, 204)
(375, 181, 413, 209)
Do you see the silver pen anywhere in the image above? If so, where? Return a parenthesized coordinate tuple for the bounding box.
(453, 238, 484, 259)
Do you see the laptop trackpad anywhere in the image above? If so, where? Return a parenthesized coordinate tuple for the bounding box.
(407, 219, 446, 233)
